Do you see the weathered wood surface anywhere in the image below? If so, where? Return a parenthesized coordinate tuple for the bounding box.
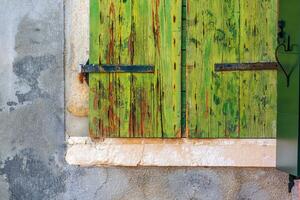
(186, 0, 277, 138)
(89, 0, 182, 138)
(239, 0, 277, 138)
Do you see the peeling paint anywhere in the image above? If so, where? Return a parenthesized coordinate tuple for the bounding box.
(0, 149, 66, 200)
(13, 55, 54, 104)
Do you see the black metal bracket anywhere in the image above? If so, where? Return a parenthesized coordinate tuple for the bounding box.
(276, 20, 300, 87)
(278, 20, 294, 52)
(79, 63, 155, 73)
(215, 62, 278, 72)
(278, 20, 286, 41)
(79, 60, 155, 85)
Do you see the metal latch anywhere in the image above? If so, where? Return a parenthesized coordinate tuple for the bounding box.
(215, 62, 278, 72)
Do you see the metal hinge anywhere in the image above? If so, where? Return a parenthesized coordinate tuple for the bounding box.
(79, 61, 155, 74)
(79, 60, 155, 85)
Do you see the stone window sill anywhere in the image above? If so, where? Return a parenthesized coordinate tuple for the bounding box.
(65, 137, 275, 167)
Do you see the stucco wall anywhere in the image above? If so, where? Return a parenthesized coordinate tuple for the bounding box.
(0, 0, 294, 199)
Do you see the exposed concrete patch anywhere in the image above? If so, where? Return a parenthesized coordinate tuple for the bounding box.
(0, 3, 63, 113)
(238, 182, 270, 200)
(236, 168, 291, 200)
(168, 170, 224, 199)
(13, 55, 54, 104)
(59, 168, 110, 200)
(0, 149, 66, 200)
(66, 137, 276, 167)
(61, 167, 291, 200)
(6, 102, 18, 106)
(0, 175, 10, 200)
(0, 99, 65, 164)
(0, 1, 34, 113)
(15, 9, 63, 58)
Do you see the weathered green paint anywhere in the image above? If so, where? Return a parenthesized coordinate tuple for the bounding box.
(89, 0, 277, 139)
(186, 0, 277, 138)
(239, 0, 277, 138)
(89, 0, 182, 138)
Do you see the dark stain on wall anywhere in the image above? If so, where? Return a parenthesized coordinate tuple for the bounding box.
(13, 55, 54, 104)
(167, 170, 223, 199)
(0, 149, 66, 200)
(6, 102, 18, 106)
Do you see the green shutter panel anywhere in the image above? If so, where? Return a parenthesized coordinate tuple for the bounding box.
(186, 0, 277, 138)
(89, 0, 182, 138)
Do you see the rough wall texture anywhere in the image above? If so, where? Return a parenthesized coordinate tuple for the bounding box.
(0, 0, 293, 199)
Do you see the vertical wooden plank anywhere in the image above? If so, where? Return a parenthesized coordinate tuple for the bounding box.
(129, 0, 154, 137)
(206, 0, 225, 138)
(159, 0, 182, 137)
(239, 0, 277, 138)
(186, 0, 211, 138)
(211, 0, 240, 138)
(104, 0, 126, 137)
(107, 0, 121, 138)
(118, 0, 132, 137)
(89, 0, 102, 138)
(260, 0, 277, 138)
(187, 0, 240, 138)
(185, 0, 196, 137)
(240, 0, 255, 138)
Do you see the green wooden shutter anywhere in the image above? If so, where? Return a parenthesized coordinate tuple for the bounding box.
(186, 0, 277, 138)
(89, 0, 182, 138)
(89, 0, 277, 139)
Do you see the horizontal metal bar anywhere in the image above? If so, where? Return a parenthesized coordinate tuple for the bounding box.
(80, 64, 155, 73)
(215, 62, 278, 72)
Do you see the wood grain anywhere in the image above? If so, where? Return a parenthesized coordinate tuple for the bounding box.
(89, 0, 277, 139)
(89, 0, 182, 138)
(187, 0, 277, 138)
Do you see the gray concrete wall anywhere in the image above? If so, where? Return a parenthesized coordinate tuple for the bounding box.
(0, 0, 293, 199)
